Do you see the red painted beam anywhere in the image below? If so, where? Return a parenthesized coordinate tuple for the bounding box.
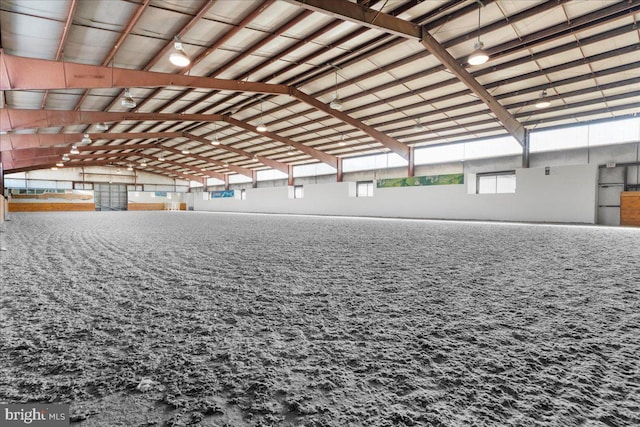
(0, 51, 290, 95)
(0, 109, 224, 132)
(222, 115, 338, 169)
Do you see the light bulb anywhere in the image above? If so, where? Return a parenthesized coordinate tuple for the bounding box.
(256, 122, 267, 132)
(329, 96, 342, 110)
(468, 41, 489, 66)
(121, 89, 136, 108)
(535, 90, 551, 109)
(169, 40, 190, 67)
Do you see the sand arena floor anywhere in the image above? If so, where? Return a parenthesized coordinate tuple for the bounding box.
(0, 211, 639, 426)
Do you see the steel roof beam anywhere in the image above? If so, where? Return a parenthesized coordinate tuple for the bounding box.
(185, 133, 289, 175)
(5, 150, 225, 181)
(0, 130, 290, 176)
(221, 115, 339, 169)
(0, 51, 290, 95)
(285, 0, 526, 147)
(0, 52, 408, 159)
(0, 109, 225, 132)
(0, 132, 185, 151)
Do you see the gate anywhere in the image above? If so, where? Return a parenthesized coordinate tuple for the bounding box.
(94, 183, 128, 211)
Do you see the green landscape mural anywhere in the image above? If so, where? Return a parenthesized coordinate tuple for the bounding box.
(377, 173, 464, 188)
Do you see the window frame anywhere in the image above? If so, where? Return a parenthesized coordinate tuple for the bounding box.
(476, 170, 516, 194)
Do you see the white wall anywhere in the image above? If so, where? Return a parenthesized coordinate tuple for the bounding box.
(195, 164, 599, 224)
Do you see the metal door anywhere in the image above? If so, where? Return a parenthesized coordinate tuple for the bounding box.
(598, 166, 625, 226)
(94, 183, 128, 211)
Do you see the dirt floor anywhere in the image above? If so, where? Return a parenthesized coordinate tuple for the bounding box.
(1, 211, 639, 426)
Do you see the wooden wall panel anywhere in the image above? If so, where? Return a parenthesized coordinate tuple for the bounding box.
(9, 202, 95, 212)
(620, 192, 640, 226)
(127, 203, 166, 211)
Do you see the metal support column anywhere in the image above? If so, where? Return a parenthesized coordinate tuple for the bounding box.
(522, 128, 530, 168)
(224, 174, 229, 191)
(408, 146, 415, 177)
(336, 158, 343, 182)
(252, 170, 258, 188)
(288, 164, 294, 186)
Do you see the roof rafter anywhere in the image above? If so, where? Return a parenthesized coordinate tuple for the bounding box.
(284, 0, 526, 147)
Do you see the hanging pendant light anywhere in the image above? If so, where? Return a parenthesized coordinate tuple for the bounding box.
(140, 158, 147, 167)
(413, 118, 425, 130)
(121, 88, 136, 108)
(158, 153, 166, 162)
(211, 122, 220, 145)
(56, 161, 64, 167)
(81, 133, 92, 144)
(70, 145, 80, 155)
(62, 154, 70, 162)
(127, 164, 133, 171)
(535, 90, 551, 109)
(169, 36, 191, 67)
(468, 5, 489, 66)
(256, 102, 268, 132)
(329, 71, 342, 110)
(96, 122, 109, 131)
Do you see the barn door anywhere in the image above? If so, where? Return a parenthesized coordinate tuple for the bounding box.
(94, 183, 128, 211)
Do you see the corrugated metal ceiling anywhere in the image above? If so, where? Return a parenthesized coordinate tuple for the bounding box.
(0, 0, 639, 180)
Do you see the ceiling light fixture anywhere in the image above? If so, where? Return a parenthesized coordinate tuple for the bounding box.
(182, 148, 190, 154)
(140, 158, 147, 167)
(329, 71, 342, 110)
(81, 133, 92, 144)
(158, 153, 166, 161)
(121, 88, 136, 109)
(127, 164, 133, 171)
(116, 168, 121, 174)
(56, 161, 64, 167)
(96, 122, 109, 131)
(256, 102, 268, 132)
(169, 36, 191, 67)
(70, 145, 80, 155)
(62, 154, 70, 162)
(51, 167, 58, 171)
(468, 4, 489, 66)
(211, 122, 220, 145)
(413, 118, 425, 130)
(535, 90, 551, 109)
